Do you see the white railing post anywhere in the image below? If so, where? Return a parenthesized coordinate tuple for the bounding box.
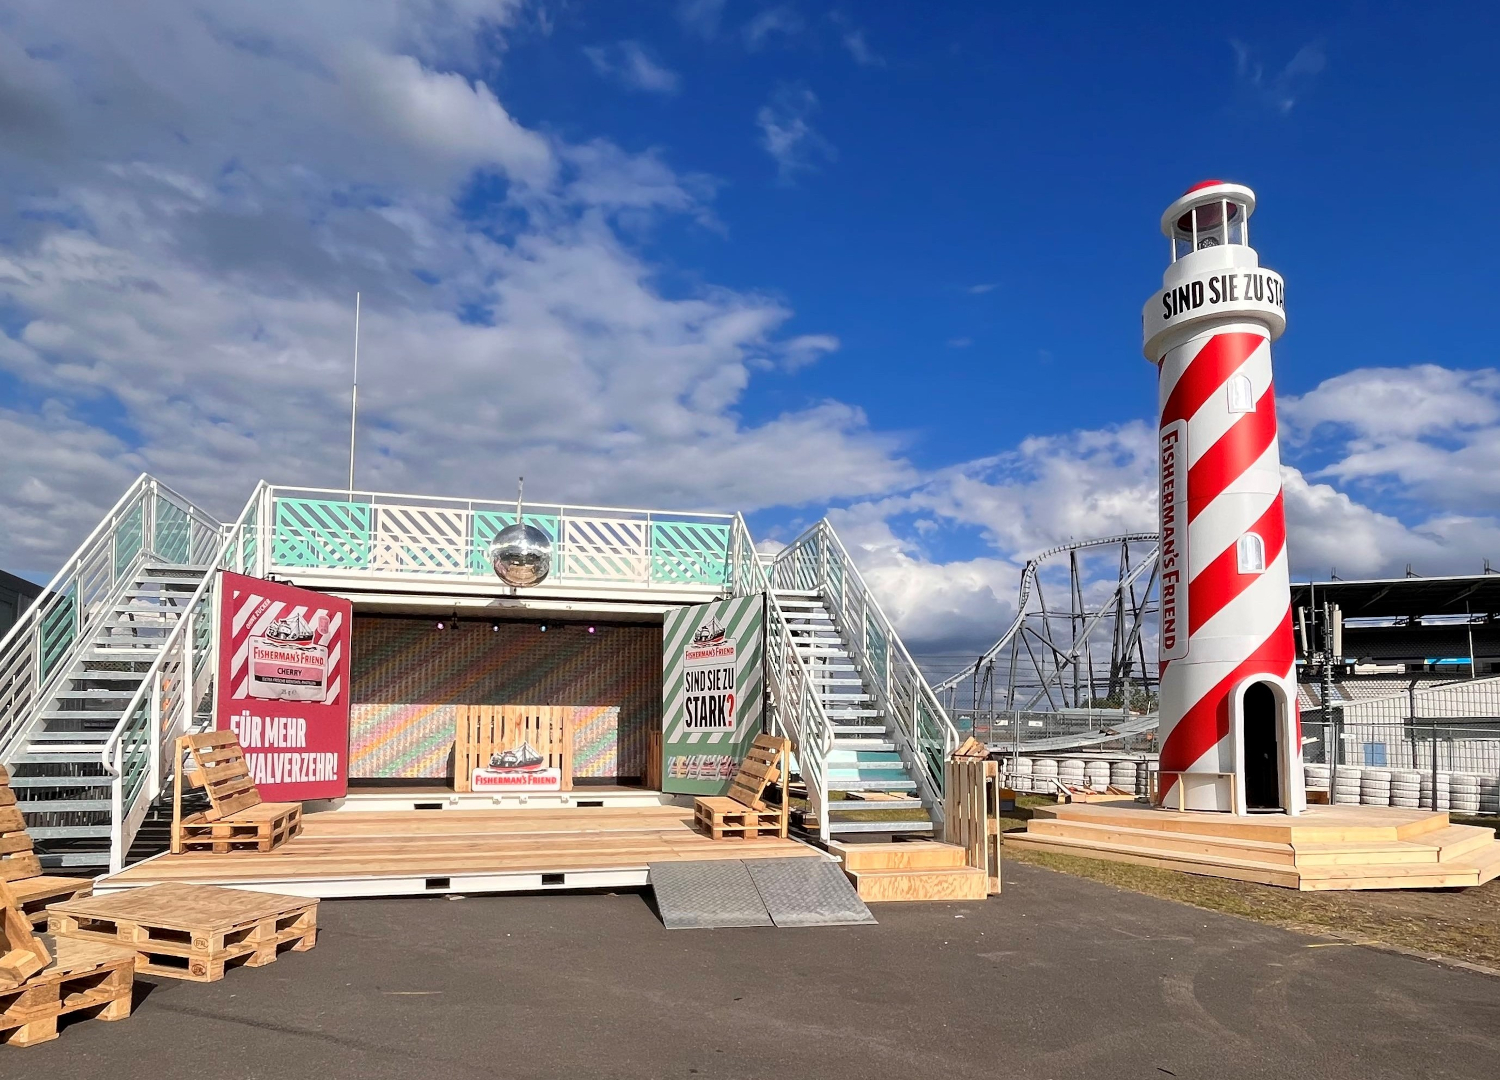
(148, 667, 163, 799)
(109, 742, 125, 874)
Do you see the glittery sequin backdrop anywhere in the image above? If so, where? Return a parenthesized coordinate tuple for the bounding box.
(349, 617, 662, 780)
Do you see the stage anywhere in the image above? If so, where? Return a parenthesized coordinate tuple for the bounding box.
(98, 794, 823, 899)
(1004, 801, 1500, 890)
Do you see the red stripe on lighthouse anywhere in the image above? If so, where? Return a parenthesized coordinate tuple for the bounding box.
(1186, 384, 1278, 521)
(1187, 490, 1287, 636)
(1160, 332, 1263, 428)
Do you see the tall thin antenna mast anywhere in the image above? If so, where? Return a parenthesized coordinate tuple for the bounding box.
(516, 476, 524, 520)
(347, 292, 361, 493)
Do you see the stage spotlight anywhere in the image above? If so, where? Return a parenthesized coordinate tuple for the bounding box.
(490, 621, 500, 632)
(587, 626, 596, 634)
(435, 620, 446, 631)
(539, 624, 548, 632)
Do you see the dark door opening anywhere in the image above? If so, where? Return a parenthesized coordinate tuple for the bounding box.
(1243, 682, 1282, 810)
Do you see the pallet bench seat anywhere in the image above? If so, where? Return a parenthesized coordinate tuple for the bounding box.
(0, 934, 135, 1048)
(0, 767, 93, 929)
(49, 882, 317, 983)
(172, 731, 303, 855)
(692, 734, 790, 841)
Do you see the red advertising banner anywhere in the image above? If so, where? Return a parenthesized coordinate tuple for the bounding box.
(214, 571, 352, 802)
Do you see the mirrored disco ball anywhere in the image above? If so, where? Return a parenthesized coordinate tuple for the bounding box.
(488, 523, 552, 587)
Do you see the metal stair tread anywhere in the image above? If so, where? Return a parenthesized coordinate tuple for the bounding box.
(4, 776, 113, 788)
(828, 819, 935, 834)
(827, 797, 925, 811)
(14, 799, 112, 813)
(829, 778, 918, 791)
(25, 825, 114, 839)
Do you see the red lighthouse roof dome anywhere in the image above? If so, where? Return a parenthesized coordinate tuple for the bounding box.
(1184, 178, 1227, 194)
(1160, 180, 1256, 237)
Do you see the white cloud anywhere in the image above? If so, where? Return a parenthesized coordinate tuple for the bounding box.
(583, 41, 680, 94)
(1231, 40, 1327, 114)
(0, 0, 897, 580)
(742, 5, 804, 50)
(965, 282, 998, 295)
(947, 337, 972, 349)
(756, 83, 835, 184)
(677, 0, 727, 38)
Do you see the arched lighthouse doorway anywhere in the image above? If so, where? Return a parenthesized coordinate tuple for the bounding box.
(1242, 681, 1282, 810)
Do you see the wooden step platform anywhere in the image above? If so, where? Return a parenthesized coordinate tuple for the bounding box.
(1, 935, 135, 1048)
(1005, 802, 1500, 891)
(48, 883, 317, 982)
(100, 804, 821, 899)
(830, 840, 990, 902)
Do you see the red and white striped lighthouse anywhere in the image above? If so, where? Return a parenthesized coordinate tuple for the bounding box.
(1142, 180, 1303, 815)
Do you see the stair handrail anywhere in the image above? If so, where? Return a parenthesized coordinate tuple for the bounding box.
(0, 475, 222, 765)
(98, 482, 266, 871)
(727, 514, 835, 839)
(772, 520, 962, 822)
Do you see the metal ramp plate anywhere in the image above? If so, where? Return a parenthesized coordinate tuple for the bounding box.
(744, 857, 876, 928)
(648, 858, 876, 930)
(648, 860, 773, 929)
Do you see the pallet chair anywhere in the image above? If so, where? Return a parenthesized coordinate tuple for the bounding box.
(692, 734, 791, 840)
(0, 765, 93, 929)
(0, 878, 50, 992)
(171, 731, 304, 855)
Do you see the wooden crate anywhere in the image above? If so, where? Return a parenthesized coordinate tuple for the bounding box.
(177, 803, 303, 854)
(454, 704, 574, 793)
(1, 935, 135, 1048)
(693, 797, 785, 840)
(943, 758, 1002, 895)
(49, 883, 317, 983)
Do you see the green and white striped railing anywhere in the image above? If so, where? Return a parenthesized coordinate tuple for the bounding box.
(0, 476, 222, 767)
(245, 486, 736, 591)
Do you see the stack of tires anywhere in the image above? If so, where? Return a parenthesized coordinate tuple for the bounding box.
(1419, 771, 1451, 811)
(1085, 761, 1111, 792)
(1359, 768, 1392, 806)
(1480, 776, 1500, 815)
(1304, 763, 1330, 796)
(1389, 769, 1422, 809)
(1033, 757, 1059, 791)
(1058, 758, 1086, 790)
(1110, 760, 1135, 792)
(1008, 756, 1034, 792)
(1449, 773, 1481, 814)
(1136, 762, 1152, 796)
(1332, 766, 1363, 805)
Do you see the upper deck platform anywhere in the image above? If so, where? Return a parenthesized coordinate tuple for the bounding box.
(228, 484, 752, 607)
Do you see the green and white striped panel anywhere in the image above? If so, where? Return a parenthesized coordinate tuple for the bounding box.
(660, 593, 765, 796)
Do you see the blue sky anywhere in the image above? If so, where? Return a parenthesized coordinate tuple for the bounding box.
(0, 0, 1497, 653)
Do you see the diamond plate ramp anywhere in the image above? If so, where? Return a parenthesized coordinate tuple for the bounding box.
(648, 860, 773, 930)
(745, 857, 877, 928)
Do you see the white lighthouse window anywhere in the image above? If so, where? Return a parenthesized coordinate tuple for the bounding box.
(1237, 532, 1266, 574)
(1227, 374, 1255, 414)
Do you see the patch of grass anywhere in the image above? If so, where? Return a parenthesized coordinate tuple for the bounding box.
(1003, 840, 1500, 972)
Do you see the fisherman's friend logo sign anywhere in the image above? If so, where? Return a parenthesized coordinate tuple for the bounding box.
(661, 595, 765, 796)
(215, 571, 352, 802)
(684, 616, 736, 731)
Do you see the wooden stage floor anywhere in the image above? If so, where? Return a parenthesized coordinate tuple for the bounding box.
(102, 803, 823, 899)
(1005, 800, 1500, 890)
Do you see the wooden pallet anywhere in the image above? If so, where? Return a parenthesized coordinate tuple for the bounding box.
(177, 803, 303, 854)
(0, 880, 50, 990)
(943, 758, 1003, 894)
(0, 935, 135, 1047)
(693, 797, 786, 840)
(172, 731, 303, 855)
(49, 883, 317, 983)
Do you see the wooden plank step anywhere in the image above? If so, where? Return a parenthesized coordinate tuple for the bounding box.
(1004, 829, 1298, 876)
(830, 840, 968, 872)
(1004, 831, 1302, 888)
(846, 866, 989, 903)
(0, 935, 135, 1047)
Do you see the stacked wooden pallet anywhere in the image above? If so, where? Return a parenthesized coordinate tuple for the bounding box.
(0, 765, 94, 928)
(693, 800, 784, 839)
(2, 878, 136, 1048)
(693, 734, 791, 841)
(49, 883, 318, 983)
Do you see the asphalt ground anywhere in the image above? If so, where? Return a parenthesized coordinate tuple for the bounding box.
(11, 862, 1499, 1079)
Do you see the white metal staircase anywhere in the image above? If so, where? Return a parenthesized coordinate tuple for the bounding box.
(776, 590, 936, 836)
(0, 476, 230, 873)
